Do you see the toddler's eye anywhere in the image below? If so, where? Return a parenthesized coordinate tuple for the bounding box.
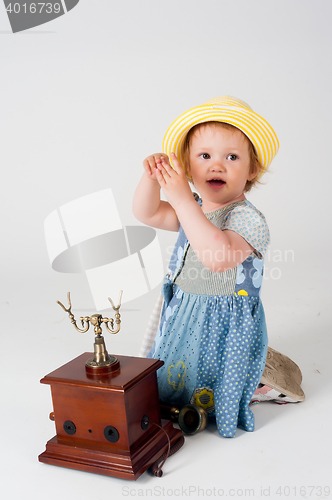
(200, 153, 210, 159)
(227, 154, 238, 161)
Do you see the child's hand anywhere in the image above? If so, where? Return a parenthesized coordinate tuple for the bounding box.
(143, 153, 170, 181)
(155, 153, 194, 210)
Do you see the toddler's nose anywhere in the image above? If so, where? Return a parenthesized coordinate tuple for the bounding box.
(211, 159, 225, 171)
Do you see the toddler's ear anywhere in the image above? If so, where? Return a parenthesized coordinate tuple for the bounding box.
(248, 164, 259, 181)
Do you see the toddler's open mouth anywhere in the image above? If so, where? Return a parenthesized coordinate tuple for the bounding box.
(207, 179, 226, 189)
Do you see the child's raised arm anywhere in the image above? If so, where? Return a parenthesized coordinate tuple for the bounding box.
(155, 154, 255, 273)
(132, 154, 180, 231)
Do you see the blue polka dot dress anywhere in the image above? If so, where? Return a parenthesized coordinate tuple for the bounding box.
(148, 199, 269, 438)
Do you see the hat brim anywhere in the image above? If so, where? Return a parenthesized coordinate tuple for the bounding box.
(162, 104, 279, 179)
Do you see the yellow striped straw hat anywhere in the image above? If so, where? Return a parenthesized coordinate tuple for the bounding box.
(162, 96, 279, 178)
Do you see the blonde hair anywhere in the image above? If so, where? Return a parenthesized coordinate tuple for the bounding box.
(182, 121, 263, 193)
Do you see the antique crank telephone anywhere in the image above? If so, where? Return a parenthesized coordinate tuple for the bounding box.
(38, 291, 186, 480)
(39, 292, 207, 479)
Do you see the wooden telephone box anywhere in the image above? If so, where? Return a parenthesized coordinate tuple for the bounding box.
(39, 353, 183, 480)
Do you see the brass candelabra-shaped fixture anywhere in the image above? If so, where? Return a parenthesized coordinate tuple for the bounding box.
(57, 291, 123, 374)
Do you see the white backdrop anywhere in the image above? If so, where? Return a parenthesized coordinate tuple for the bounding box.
(1, 1, 331, 499)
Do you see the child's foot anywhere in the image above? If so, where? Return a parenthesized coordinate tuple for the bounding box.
(251, 384, 297, 404)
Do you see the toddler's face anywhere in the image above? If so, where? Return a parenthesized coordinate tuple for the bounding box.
(188, 124, 256, 209)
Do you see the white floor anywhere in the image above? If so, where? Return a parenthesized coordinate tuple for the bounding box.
(1, 264, 331, 500)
